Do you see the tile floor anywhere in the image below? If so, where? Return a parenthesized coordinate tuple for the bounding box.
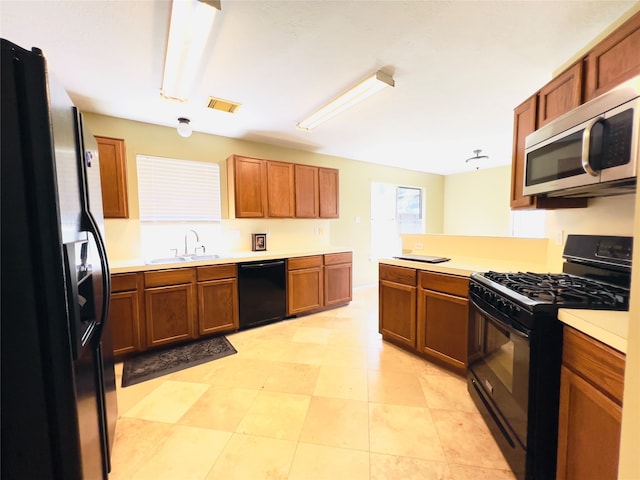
(110, 286, 515, 480)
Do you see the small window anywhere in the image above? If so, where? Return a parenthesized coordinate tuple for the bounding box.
(396, 186, 423, 234)
(137, 155, 221, 222)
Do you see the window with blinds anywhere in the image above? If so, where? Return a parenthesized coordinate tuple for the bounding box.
(136, 155, 221, 221)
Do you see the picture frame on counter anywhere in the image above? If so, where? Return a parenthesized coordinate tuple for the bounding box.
(252, 233, 267, 251)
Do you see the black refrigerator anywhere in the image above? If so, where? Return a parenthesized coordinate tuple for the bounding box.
(1, 38, 117, 479)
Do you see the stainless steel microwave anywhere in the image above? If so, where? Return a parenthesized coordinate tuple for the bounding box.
(523, 76, 639, 198)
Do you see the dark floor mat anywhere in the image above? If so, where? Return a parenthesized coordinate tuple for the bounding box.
(121, 336, 237, 387)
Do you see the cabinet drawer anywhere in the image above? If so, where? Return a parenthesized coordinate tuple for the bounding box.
(419, 271, 468, 297)
(288, 255, 323, 270)
(379, 264, 416, 287)
(111, 273, 137, 292)
(144, 268, 194, 288)
(562, 326, 625, 404)
(197, 264, 237, 282)
(324, 252, 352, 265)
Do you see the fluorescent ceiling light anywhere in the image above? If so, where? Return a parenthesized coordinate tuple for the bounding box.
(296, 70, 394, 131)
(161, 0, 221, 102)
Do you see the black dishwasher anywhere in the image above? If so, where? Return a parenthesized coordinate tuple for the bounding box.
(237, 259, 286, 329)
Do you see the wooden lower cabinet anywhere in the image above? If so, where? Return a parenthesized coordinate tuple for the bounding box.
(144, 269, 196, 348)
(417, 271, 469, 373)
(197, 264, 238, 335)
(287, 255, 323, 315)
(378, 264, 417, 349)
(109, 273, 143, 357)
(556, 327, 625, 480)
(324, 252, 352, 306)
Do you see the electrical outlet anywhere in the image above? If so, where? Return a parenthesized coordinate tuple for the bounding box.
(414, 242, 424, 250)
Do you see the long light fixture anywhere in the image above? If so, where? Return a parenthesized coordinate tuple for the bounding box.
(296, 70, 394, 131)
(161, 0, 221, 102)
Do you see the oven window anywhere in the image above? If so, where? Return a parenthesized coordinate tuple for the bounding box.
(485, 325, 514, 393)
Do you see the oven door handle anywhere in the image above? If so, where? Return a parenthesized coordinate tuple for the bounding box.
(470, 298, 530, 339)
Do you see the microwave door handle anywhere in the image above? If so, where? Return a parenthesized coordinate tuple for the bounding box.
(581, 116, 604, 177)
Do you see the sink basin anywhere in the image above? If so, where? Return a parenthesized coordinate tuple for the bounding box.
(145, 254, 221, 265)
(146, 257, 187, 264)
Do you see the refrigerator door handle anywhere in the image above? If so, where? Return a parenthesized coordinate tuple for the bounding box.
(82, 210, 110, 330)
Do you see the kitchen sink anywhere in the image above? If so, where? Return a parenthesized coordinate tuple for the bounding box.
(145, 254, 221, 265)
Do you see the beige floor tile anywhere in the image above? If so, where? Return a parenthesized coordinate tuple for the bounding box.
(115, 376, 166, 415)
(449, 463, 517, 480)
(263, 361, 321, 395)
(109, 418, 173, 478)
(299, 396, 369, 450)
(122, 380, 209, 423)
(235, 390, 311, 440)
(313, 365, 369, 401)
(233, 338, 289, 361)
(178, 386, 259, 431)
(128, 425, 230, 480)
(288, 443, 370, 480)
(418, 373, 477, 411)
(369, 402, 447, 462)
(294, 313, 338, 329)
(370, 452, 453, 480)
(368, 370, 428, 407)
(431, 409, 512, 470)
(367, 342, 433, 374)
(279, 342, 328, 365)
(205, 433, 297, 480)
(204, 357, 276, 388)
(292, 325, 333, 344)
(321, 345, 368, 369)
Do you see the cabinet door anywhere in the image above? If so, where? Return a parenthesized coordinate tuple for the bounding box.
(324, 262, 352, 306)
(379, 280, 416, 349)
(585, 11, 640, 101)
(294, 164, 319, 218)
(556, 366, 622, 480)
(318, 167, 339, 218)
(145, 283, 196, 347)
(417, 288, 468, 371)
(198, 278, 238, 335)
(287, 267, 323, 315)
(510, 96, 537, 209)
(110, 290, 141, 356)
(266, 161, 294, 217)
(538, 62, 582, 128)
(233, 156, 267, 218)
(96, 136, 129, 218)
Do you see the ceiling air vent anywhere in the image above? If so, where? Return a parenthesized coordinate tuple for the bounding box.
(206, 96, 241, 113)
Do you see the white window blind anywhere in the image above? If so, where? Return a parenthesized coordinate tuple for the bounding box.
(137, 155, 221, 222)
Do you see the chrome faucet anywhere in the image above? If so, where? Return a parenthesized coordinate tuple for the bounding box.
(184, 229, 199, 256)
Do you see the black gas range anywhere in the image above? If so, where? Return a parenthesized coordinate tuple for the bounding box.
(467, 235, 632, 480)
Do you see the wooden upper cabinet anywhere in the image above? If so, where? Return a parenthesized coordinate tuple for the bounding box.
(266, 160, 294, 217)
(585, 11, 640, 101)
(232, 155, 267, 218)
(510, 96, 537, 209)
(318, 167, 339, 218)
(95, 136, 129, 218)
(538, 62, 583, 128)
(294, 164, 319, 218)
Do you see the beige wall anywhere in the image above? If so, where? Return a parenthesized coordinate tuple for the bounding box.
(83, 113, 444, 287)
(443, 166, 512, 236)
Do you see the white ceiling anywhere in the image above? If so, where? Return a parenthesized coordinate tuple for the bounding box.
(1, 1, 637, 175)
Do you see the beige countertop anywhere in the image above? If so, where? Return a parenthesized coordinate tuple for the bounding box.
(378, 256, 551, 277)
(109, 247, 351, 274)
(558, 309, 629, 354)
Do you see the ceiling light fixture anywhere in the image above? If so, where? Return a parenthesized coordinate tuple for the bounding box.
(465, 149, 489, 170)
(177, 117, 192, 137)
(161, 0, 221, 103)
(296, 70, 394, 132)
